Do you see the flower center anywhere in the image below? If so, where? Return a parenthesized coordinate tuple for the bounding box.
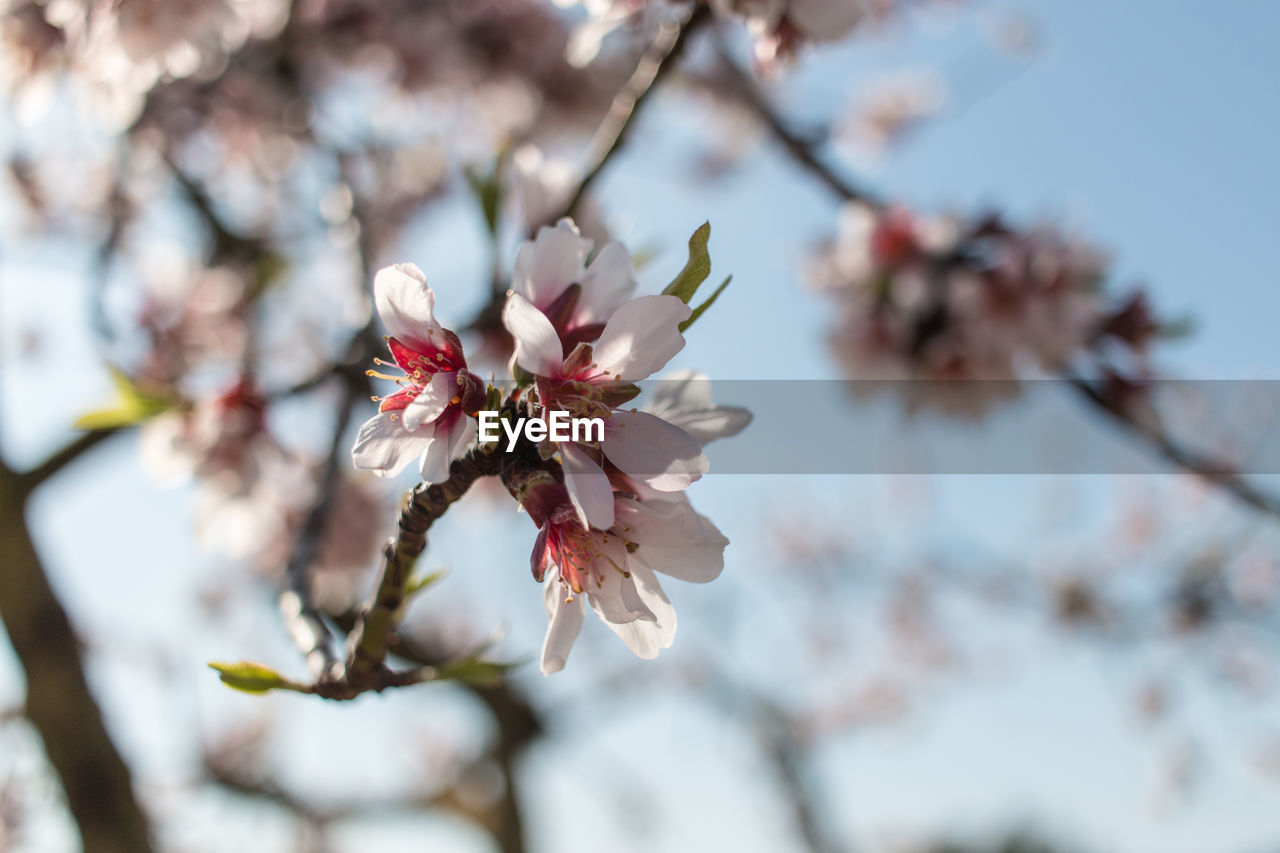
(545, 511, 635, 597)
(366, 335, 466, 414)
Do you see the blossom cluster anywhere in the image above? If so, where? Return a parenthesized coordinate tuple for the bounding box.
(137, 379, 392, 612)
(809, 202, 1160, 416)
(352, 218, 748, 673)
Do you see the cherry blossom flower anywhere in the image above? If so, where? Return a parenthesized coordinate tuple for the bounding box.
(510, 217, 635, 348)
(351, 263, 485, 482)
(501, 239, 706, 527)
(810, 201, 1135, 416)
(522, 483, 728, 674)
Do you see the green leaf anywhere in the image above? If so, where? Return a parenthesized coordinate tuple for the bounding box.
(661, 222, 712, 304)
(435, 656, 523, 687)
(208, 661, 293, 695)
(511, 363, 535, 388)
(464, 152, 505, 236)
(250, 250, 290, 296)
(73, 368, 173, 430)
(1157, 314, 1196, 340)
(484, 384, 504, 413)
(679, 275, 732, 333)
(406, 568, 448, 598)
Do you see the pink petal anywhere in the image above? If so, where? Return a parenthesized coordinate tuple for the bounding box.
(502, 292, 565, 378)
(373, 263, 443, 350)
(617, 498, 728, 583)
(602, 410, 708, 491)
(590, 295, 691, 382)
(562, 443, 615, 530)
(351, 411, 433, 477)
(541, 577, 585, 675)
(402, 372, 455, 430)
(417, 429, 450, 484)
(576, 242, 636, 326)
(512, 219, 589, 309)
(600, 562, 676, 659)
(586, 538, 652, 625)
(446, 412, 477, 461)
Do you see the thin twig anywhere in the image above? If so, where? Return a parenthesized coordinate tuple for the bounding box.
(339, 445, 504, 693)
(554, 4, 713, 224)
(279, 379, 364, 680)
(466, 6, 709, 338)
(161, 151, 263, 263)
(711, 29, 880, 207)
(1068, 377, 1280, 520)
(18, 428, 121, 498)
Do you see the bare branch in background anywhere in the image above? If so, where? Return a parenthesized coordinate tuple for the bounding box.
(710, 28, 881, 208)
(556, 4, 713, 225)
(17, 427, 122, 498)
(0, 462, 154, 853)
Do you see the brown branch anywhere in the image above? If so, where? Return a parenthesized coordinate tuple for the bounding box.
(466, 6, 709, 339)
(1067, 377, 1280, 520)
(279, 379, 365, 680)
(710, 28, 880, 208)
(338, 444, 504, 693)
(17, 428, 122, 498)
(161, 151, 264, 263)
(554, 3, 712, 225)
(0, 464, 154, 853)
(204, 753, 438, 825)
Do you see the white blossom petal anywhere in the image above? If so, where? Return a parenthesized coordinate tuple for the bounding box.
(601, 563, 676, 659)
(351, 411, 433, 477)
(447, 412, 478, 461)
(512, 219, 590, 308)
(590, 295, 691, 381)
(620, 499, 728, 584)
(562, 443, 615, 530)
(587, 553, 653, 626)
(577, 242, 636, 326)
(649, 368, 714, 412)
(402, 372, 455, 430)
(541, 578, 585, 675)
(647, 371, 752, 444)
(502, 292, 565, 377)
(603, 410, 708, 491)
(662, 406, 753, 447)
(374, 263, 443, 349)
(417, 429, 450, 484)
